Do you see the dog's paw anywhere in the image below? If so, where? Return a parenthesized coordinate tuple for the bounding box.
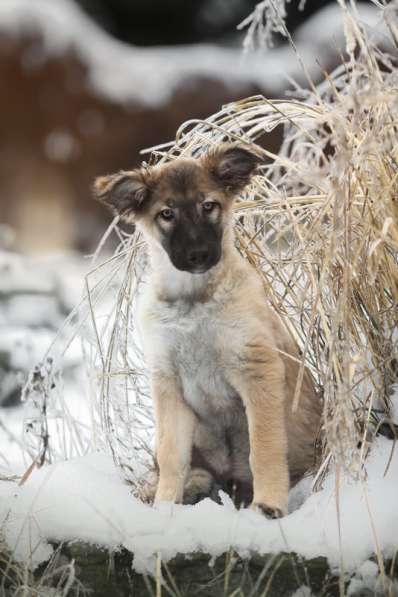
(251, 502, 284, 519)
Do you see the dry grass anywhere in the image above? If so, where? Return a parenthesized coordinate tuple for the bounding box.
(137, 2, 398, 480)
(0, 536, 86, 597)
(19, 1, 398, 489)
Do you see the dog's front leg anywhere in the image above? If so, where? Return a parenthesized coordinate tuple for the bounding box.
(152, 374, 196, 503)
(229, 352, 289, 517)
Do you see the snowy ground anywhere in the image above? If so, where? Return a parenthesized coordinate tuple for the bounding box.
(0, 436, 397, 582)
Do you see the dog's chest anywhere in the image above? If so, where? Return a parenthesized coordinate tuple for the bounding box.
(144, 300, 242, 421)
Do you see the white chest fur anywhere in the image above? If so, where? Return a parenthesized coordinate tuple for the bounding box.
(139, 266, 247, 426)
(138, 285, 244, 425)
(136, 240, 267, 427)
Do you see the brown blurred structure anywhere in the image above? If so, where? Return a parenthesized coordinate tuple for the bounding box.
(0, 35, 268, 252)
(0, 0, 381, 253)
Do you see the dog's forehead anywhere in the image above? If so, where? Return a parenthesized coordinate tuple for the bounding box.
(153, 159, 207, 199)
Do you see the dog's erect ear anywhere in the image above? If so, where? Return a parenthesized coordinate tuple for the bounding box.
(203, 144, 263, 194)
(93, 169, 151, 221)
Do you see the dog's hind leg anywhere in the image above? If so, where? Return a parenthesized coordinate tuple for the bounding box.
(183, 468, 215, 504)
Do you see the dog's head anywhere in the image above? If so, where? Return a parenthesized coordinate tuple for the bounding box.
(94, 144, 262, 274)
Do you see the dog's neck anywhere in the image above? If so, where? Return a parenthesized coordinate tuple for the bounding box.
(147, 227, 237, 303)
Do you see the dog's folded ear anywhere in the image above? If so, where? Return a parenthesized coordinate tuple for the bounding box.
(203, 143, 263, 194)
(93, 169, 150, 221)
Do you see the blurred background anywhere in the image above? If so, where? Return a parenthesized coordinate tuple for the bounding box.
(0, 0, 377, 254)
(0, 0, 383, 416)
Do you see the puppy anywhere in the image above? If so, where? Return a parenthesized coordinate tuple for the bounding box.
(94, 143, 321, 518)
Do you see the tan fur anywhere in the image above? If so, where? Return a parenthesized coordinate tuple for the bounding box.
(94, 144, 322, 517)
(151, 373, 196, 503)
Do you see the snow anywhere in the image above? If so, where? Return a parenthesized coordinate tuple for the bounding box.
(0, 251, 54, 297)
(0, 437, 397, 575)
(347, 559, 397, 595)
(0, 250, 87, 316)
(0, 252, 86, 381)
(0, 0, 389, 107)
(1, 329, 54, 372)
(291, 588, 313, 597)
(0, 251, 89, 470)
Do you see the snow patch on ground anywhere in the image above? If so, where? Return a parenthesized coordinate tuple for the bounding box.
(347, 559, 398, 595)
(0, 251, 89, 470)
(0, 0, 388, 107)
(291, 587, 313, 597)
(1, 437, 397, 574)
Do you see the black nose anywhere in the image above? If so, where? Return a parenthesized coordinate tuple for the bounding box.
(187, 249, 209, 267)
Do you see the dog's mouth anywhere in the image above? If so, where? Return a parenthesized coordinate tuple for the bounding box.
(184, 263, 216, 275)
(173, 259, 219, 275)
(170, 248, 221, 275)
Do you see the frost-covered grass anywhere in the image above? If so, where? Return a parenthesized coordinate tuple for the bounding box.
(1, 0, 398, 594)
(0, 251, 89, 472)
(78, 0, 398, 486)
(140, 3, 398, 480)
(0, 539, 85, 597)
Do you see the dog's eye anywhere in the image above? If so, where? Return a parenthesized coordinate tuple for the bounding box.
(159, 208, 175, 221)
(202, 201, 218, 213)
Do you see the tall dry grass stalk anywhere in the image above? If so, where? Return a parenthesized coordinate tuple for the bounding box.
(139, 2, 398, 479)
(20, 1, 398, 487)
